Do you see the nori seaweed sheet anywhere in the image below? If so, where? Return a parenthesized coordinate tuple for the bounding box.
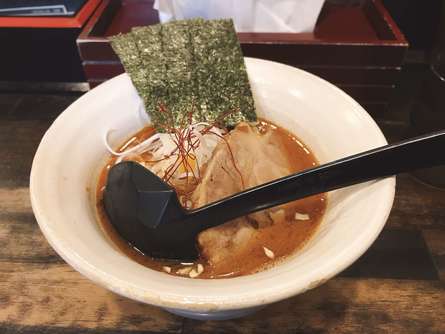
(109, 19, 256, 131)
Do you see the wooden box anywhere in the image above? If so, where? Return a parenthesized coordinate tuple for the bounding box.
(77, 0, 408, 116)
(0, 0, 101, 83)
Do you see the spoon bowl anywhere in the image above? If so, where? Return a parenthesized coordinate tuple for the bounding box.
(104, 161, 199, 260)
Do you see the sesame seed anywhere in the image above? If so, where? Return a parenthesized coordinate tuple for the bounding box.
(263, 246, 275, 259)
(162, 266, 172, 273)
(294, 212, 310, 221)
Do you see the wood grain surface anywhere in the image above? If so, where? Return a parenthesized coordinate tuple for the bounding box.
(0, 93, 443, 333)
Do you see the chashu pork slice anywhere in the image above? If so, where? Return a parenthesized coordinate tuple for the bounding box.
(192, 122, 295, 265)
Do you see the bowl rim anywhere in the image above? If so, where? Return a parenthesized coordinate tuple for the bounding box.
(30, 57, 395, 311)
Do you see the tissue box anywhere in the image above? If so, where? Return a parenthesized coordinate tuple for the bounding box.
(77, 0, 408, 116)
(154, 0, 326, 33)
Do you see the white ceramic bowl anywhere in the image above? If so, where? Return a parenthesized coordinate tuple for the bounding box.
(30, 58, 395, 320)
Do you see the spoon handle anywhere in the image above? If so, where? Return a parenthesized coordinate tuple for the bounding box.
(189, 130, 445, 227)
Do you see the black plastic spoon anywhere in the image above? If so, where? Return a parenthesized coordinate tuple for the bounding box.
(103, 130, 445, 260)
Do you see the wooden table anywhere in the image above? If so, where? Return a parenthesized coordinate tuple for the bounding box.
(0, 92, 444, 333)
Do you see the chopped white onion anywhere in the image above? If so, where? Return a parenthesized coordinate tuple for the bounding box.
(189, 264, 205, 278)
(103, 123, 225, 182)
(103, 128, 161, 157)
(176, 266, 192, 275)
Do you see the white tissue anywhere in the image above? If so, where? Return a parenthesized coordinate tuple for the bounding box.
(154, 0, 326, 33)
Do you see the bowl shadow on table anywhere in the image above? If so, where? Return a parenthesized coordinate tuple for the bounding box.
(108, 292, 182, 332)
(180, 282, 362, 334)
(108, 281, 358, 332)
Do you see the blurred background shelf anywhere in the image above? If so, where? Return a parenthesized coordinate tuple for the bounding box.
(0, 0, 100, 28)
(0, 0, 101, 85)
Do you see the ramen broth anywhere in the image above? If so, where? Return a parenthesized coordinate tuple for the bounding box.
(96, 121, 326, 279)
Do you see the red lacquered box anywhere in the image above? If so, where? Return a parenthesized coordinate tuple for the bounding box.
(77, 0, 408, 116)
(0, 0, 102, 83)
